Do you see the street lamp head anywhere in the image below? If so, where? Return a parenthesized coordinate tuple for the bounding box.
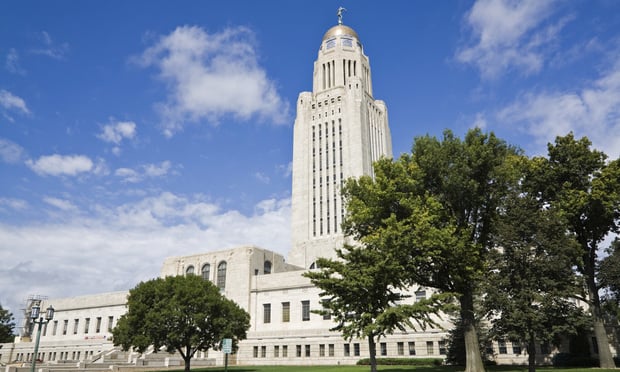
(30, 304, 40, 320)
(45, 306, 55, 321)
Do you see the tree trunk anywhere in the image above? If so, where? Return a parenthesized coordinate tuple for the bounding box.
(527, 336, 537, 372)
(183, 356, 191, 372)
(367, 335, 377, 372)
(460, 291, 485, 372)
(585, 252, 615, 368)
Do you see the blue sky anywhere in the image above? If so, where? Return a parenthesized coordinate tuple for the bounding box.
(1, 0, 619, 320)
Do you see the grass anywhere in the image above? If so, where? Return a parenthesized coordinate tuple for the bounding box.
(181, 366, 619, 372)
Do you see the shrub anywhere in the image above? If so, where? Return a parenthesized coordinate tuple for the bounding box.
(552, 352, 598, 367)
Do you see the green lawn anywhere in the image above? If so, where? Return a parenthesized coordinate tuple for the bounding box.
(185, 366, 619, 372)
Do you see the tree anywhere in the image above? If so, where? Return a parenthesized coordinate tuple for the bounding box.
(112, 275, 250, 372)
(0, 304, 15, 343)
(530, 133, 620, 368)
(599, 238, 620, 304)
(484, 191, 587, 372)
(343, 129, 521, 372)
(303, 243, 452, 372)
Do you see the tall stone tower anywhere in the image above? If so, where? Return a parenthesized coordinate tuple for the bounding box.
(288, 14, 392, 268)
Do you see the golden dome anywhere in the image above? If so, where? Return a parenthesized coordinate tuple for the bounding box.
(322, 25, 359, 41)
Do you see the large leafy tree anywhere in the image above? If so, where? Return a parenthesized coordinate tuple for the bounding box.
(343, 129, 520, 372)
(529, 134, 620, 368)
(0, 304, 15, 343)
(599, 238, 620, 334)
(484, 191, 587, 372)
(112, 275, 250, 372)
(304, 243, 452, 372)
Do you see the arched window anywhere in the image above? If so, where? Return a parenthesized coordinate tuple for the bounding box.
(201, 264, 210, 281)
(185, 265, 195, 275)
(217, 261, 227, 290)
(264, 260, 272, 274)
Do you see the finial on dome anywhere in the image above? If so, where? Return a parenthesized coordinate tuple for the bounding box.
(337, 6, 346, 25)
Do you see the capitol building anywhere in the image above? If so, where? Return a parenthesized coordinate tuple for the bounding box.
(1, 17, 534, 369)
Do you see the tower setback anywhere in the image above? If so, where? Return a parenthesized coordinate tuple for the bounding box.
(289, 22, 392, 268)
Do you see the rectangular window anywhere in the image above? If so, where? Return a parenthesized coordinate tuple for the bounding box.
(282, 345, 288, 357)
(498, 339, 507, 354)
(322, 300, 331, 320)
(261, 346, 266, 358)
(73, 319, 79, 334)
(426, 341, 434, 355)
(95, 317, 101, 333)
(380, 342, 387, 356)
(415, 290, 426, 302)
(302, 300, 310, 321)
(354, 343, 360, 356)
(328, 344, 334, 357)
(439, 340, 447, 355)
(52, 320, 58, 336)
(305, 345, 311, 357)
(397, 342, 404, 356)
(107, 316, 114, 332)
(296, 345, 302, 357)
(408, 342, 416, 355)
(282, 302, 290, 322)
(274, 345, 279, 357)
(42, 323, 48, 336)
(511, 340, 521, 355)
(319, 344, 325, 357)
(253, 346, 258, 358)
(263, 304, 271, 323)
(344, 343, 350, 357)
(84, 318, 90, 334)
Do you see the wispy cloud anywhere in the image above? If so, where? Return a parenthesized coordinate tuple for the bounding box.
(30, 31, 69, 60)
(115, 160, 173, 183)
(0, 89, 30, 115)
(0, 138, 25, 163)
(0, 192, 291, 314)
(255, 172, 270, 184)
(456, 0, 566, 79)
(5, 48, 26, 75)
(0, 198, 28, 212)
(496, 61, 620, 158)
(26, 154, 95, 176)
(43, 196, 78, 211)
(135, 25, 289, 137)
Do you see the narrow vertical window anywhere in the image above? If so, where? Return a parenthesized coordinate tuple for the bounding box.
(217, 261, 227, 290)
(426, 341, 434, 355)
(264, 260, 272, 274)
(95, 317, 101, 333)
(302, 300, 310, 321)
(263, 304, 271, 324)
(107, 316, 114, 332)
(201, 264, 210, 281)
(282, 302, 290, 322)
(185, 265, 194, 275)
(84, 318, 90, 334)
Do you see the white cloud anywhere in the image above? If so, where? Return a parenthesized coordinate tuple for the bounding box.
(0, 138, 25, 163)
(497, 62, 620, 158)
(30, 31, 69, 60)
(136, 25, 289, 136)
(26, 154, 94, 176)
(255, 172, 270, 184)
(456, 0, 565, 79)
(43, 196, 77, 211)
(98, 120, 137, 145)
(0, 197, 28, 212)
(0, 89, 30, 114)
(5, 48, 26, 75)
(0, 192, 291, 315)
(115, 161, 173, 183)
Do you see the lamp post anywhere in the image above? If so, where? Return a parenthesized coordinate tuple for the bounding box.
(30, 303, 54, 372)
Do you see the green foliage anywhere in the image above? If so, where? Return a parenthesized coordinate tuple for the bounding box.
(112, 275, 250, 372)
(304, 242, 453, 372)
(483, 188, 588, 371)
(599, 238, 620, 303)
(529, 133, 620, 368)
(343, 128, 520, 372)
(445, 314, 493, 366)
(0, 304, 15, 343)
